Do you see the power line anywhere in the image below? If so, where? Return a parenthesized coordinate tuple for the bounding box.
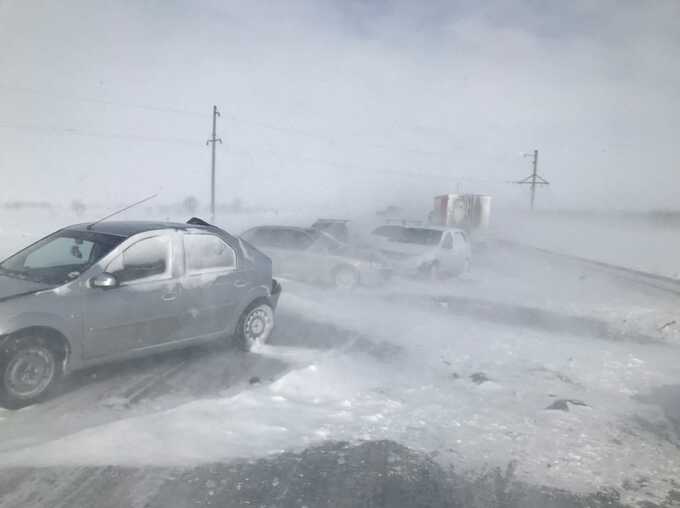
(0, 85, 510, 189)
(228, 113, 453, 159)
(0, 122, 200, 146)
(1, 82, 464, 160)
(0, 119, 505, 189)
(0, 83, 205, 118)
(231, 146, 500, 186)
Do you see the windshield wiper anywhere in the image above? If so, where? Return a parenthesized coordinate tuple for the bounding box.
(0, 266, 60, 284)
(0, 266, 30, 280)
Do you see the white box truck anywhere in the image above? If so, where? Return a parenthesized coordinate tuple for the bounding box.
(429, 194, 492, 238)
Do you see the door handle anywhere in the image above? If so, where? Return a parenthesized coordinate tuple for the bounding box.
(162, 293, 177, 301)
(234, 280, 248, 288)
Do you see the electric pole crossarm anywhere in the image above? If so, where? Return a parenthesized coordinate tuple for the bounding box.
(511, 149, 549, 210)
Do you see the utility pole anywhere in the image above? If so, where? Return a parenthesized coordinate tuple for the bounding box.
(512, 149, 549, 210)
(206, 105, 222, 223)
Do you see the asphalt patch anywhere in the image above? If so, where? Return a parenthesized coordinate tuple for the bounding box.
(0, 440, 658, 508)
(545, 399, 589, 411)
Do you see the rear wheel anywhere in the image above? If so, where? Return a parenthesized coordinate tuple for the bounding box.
(236, 302, 275, 351)
(1, 336, 62, 409)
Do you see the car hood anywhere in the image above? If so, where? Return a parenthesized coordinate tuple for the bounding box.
(331, 245, 388, 264)
(0, 274, 54, 303)
(378, 242, 431, 257)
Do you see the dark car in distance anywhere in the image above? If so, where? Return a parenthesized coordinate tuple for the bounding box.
(0, 218, 281, 408)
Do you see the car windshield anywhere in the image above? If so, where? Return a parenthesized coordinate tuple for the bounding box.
(373, 226, 442, 246)
(309, 230, 346, 253)
(0, 230, 123, 285)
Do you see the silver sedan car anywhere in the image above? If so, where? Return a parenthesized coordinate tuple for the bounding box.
(0, 219, 281, 408)
(241, 226, 392, 289)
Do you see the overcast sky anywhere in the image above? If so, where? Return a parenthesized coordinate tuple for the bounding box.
(0, 0, 678, 211)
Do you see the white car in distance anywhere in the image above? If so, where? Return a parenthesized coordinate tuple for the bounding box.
(369, 224, 471, 279)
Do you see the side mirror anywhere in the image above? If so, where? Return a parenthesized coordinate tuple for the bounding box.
(91, 272, 118, 289)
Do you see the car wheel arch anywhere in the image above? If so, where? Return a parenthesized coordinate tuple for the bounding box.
(233, 296, 274, 341)
(1, 326, 71, 369)
(331, 263, 360, 287)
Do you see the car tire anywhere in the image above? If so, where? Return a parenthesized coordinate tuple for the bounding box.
(235, 301, 275, 352)
(333, 266, 359, 290)
(0, 335, 63, 409)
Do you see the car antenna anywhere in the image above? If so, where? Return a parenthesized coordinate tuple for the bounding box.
(86, 193, 159, 230)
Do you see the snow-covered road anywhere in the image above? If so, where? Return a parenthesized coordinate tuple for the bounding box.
(0, 242, 679, 507)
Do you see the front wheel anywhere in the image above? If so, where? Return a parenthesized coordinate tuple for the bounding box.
(1, 336, 62, 409)
(333, 266, 359, 290)
(236, 302, 275, 351)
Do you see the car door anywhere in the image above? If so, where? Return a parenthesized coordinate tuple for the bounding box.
(178, 231, 246, 339)
(82, 232, 182, 359)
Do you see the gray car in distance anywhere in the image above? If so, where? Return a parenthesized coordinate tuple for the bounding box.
(0, 219, 281, 408)
(241, 226, 392, 289)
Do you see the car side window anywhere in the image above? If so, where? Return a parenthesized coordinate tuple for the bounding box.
(107, 236, 170, 284)
(283, 230, 314, 250)
(441, 233, 454, 250)
(184, 234, 236, 273)
(311, 232, 342, 252)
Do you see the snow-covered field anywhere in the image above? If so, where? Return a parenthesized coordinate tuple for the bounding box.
(1, 208, 680, 506)
(494, 210, 680, 279)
